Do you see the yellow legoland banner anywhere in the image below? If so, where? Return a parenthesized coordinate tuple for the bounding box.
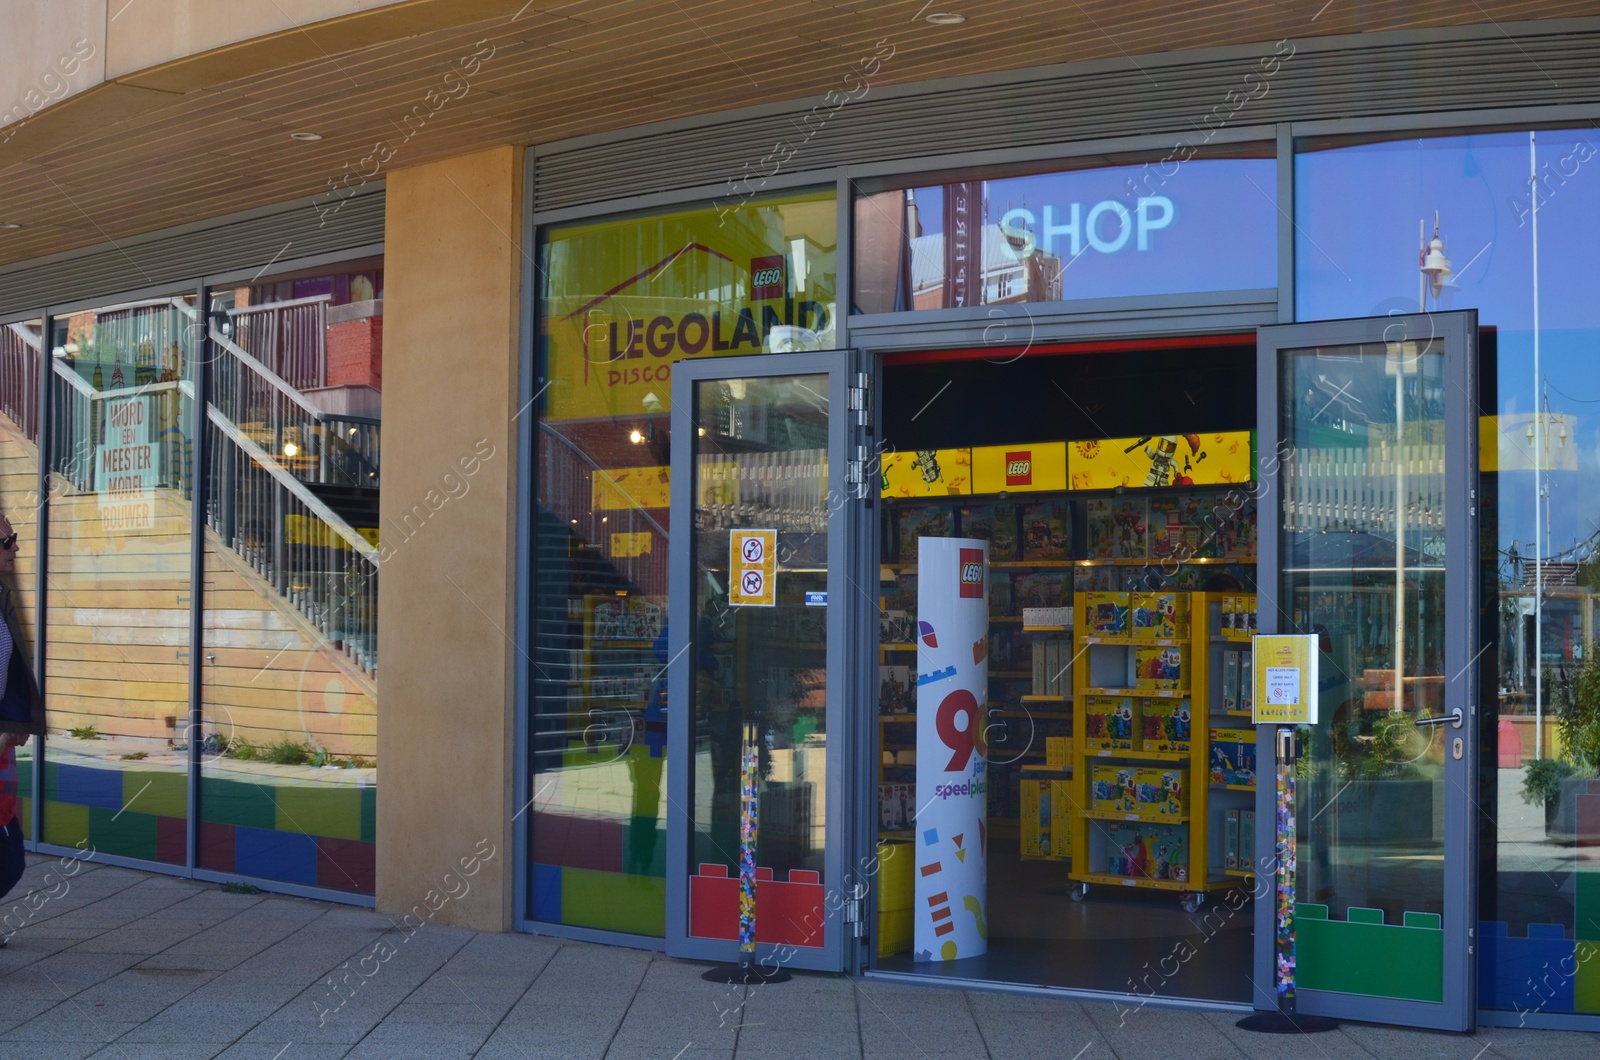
(592, 466, 670, 511)
(541, 190, 838, 423)
(970, 442, 1066, 494)
(881, 448, 971, 497)
(1068, 431, 1254, 490)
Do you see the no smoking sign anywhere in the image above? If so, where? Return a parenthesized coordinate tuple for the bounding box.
(729, 529, 777, 607)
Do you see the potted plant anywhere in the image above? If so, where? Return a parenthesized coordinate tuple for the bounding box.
(1522, 651, 1600, 842)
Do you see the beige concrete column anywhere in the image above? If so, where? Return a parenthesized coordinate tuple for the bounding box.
(377, 145, 522, 930)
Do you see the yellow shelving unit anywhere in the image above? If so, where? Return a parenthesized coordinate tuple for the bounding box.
(1067, 591, 1250, 912)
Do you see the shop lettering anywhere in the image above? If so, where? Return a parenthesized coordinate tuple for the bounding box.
(1000, 196, 1175, 258)
(598, 300, 832, 365)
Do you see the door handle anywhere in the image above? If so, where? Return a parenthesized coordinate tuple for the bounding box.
(1413, 708, 1463, 729)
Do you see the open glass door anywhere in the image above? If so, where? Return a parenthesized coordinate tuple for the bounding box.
(1255, 311, 1478, 1030)
(666, 350, 868, 973)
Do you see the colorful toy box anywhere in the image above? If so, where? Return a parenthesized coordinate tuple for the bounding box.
(1081, 592, 1129, 638)
(1209, 728, 1256, 787)
(1135, 645, 1188, 691)
(1140, 698, 1192, 753)
(1221, 593, 1258, 641)
(1084, 695, 1139, 751)
(1136, 767, 1188, 817)
(1092, 765, 1139, 812)
(1046, 736, 1073, 770)
(1103, 821, 1189, 882)
(1130, 591, 1189, 641)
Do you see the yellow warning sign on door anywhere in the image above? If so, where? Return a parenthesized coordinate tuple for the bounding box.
(729, 528, 777, 607)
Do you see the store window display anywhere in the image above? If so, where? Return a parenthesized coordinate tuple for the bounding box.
(531, 190, 837, 936)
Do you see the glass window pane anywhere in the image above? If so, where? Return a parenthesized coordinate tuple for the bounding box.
(532, 189, 837, 935)
(0, 318, 42, 841)
(200, 265, 382, 894)
(1296, 127, 1600, 1017)
(45, 296, 196, 863)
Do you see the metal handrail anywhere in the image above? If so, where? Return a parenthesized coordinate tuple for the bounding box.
(228, 293, 332, 316)
(209, 327, 326, 420)
(208, 405, 378, 563)
(540, 421, 668, 539)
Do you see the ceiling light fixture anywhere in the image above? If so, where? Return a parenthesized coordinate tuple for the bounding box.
(925, 12, 966, 25)
(290, 131, 324, 142)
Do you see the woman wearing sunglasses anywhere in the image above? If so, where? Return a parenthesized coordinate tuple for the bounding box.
(0, 513, 41, 933)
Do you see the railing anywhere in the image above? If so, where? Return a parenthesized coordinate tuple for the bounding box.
(210, 326, 380, 488)
(228, 294, 330, 392)
(206, 407, 379, 676)
(0, 322, 40, 441)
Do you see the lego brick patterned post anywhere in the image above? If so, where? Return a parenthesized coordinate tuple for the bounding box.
(1277, 748, 1296, 1009)
(738, 719, 759, 965)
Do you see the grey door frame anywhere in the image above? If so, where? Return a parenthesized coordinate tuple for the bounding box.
(1252, 310, 1479, 1031)
(665, 348, 871, 973)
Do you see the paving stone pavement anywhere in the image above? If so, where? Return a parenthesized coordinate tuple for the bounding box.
(0, 861, 1595, 1058)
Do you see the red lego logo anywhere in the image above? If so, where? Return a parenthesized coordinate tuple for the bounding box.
(959, 548, 984, 598)
(751, 255, 785, 300)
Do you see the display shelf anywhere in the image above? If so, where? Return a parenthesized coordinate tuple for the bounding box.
(1019, 695, 1068, 704)
(1085, 748, 1188, 762)
(993, 560, 1076, 568)
(1224, 709, 1254, 718)
(1079, 636, 1184, 647)
(1021, 625, 1067, 633)
(767, 640, 825, 651)
(998, 709, 1072, 722)
(992, 670, 1030, 679)
(1079, 808, 1189, 824)
(992, 615, 1024, 623)
(1074, 557, 1242, 567)
(1070, 872, 1244, 892)
(1019, 763, 1072, 774)
(882, 643, 916, 652)
(1222, 783, 1255, 792)
(1224, 868, 1256, 879)
(1021, 854, 1073, 863)
(1081, 686, 1190, 698)
(880, 715, 916, 723)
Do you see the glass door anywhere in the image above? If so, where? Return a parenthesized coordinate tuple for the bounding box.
(666, 351, 869, 973)
(1255, 312, 1478, 1030)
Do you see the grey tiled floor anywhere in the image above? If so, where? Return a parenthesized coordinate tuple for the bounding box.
(0, 861, 1593, 1058)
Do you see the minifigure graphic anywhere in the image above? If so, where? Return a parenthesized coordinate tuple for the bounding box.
(1127, 433, 1204, 486)
(912, 449, 943, 485)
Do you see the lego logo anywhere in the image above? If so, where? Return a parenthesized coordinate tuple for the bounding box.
(1005, 451, 1032, 486)
(1006, 460, 1029, 475)
(753, 267, 783, 286)
(959, 547, 984, 597)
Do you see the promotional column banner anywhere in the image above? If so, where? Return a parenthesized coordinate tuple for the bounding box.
(915, 536, 989, 961)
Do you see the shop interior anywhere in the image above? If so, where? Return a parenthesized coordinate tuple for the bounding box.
(872, 338, 1260, 1001)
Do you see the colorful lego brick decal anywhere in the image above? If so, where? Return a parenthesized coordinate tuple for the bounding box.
(42, 762, 375, 894)
(1296, 904, 1443, 1003)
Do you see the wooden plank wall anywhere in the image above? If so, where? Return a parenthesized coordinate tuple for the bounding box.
(0, 417, 376, 760)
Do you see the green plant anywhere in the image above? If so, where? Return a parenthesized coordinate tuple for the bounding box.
(1555, 649, 1600, 775)
(118, 751, 148, 761)
(264, 738, 313, 766)
(230, 737, 260, 761)
(67, 724, 98, 740)
(1521, 757, 1575, 806)
(221, 882, 260, 895)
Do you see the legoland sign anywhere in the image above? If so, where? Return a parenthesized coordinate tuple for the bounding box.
(540, 189, 836, 422)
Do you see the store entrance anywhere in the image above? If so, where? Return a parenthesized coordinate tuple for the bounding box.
(871, 337, 1260, 1001)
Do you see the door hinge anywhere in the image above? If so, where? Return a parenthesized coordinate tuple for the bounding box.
(848, 372, 871, 429)
(844, 894, 867, 938)
(847, 444, 869, 487)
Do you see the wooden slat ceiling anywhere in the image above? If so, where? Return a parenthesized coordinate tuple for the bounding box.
(0, 0, 1593, 267)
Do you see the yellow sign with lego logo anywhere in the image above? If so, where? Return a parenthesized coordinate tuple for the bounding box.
(542, 189, 837, 423)
(1253, 634, 1318, 725)
(1068, 431, 1254, 490)
(971, 442, 1066, 494)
